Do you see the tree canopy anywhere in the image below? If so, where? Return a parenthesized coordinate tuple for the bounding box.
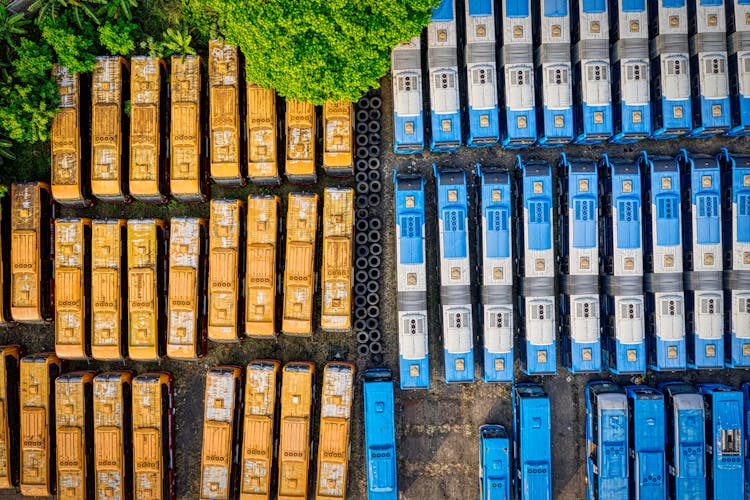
(199, 0, 439, 104)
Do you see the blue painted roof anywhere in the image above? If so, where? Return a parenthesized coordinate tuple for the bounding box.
(545, 0, 568, 16)
(469, 0, 493, 16)
(622, 0, 646, 11)
(506, 0, 529, 17)
(583, 0, 606, 12)
(432, 0, 454, 21)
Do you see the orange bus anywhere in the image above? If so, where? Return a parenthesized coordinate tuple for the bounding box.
(315, 362, 354, 500)
(209, 199, 245, 342)
(170, 55, 207, 202)
(19, 352, 62, 496)
(167, 217, 208, 359)
(55, 370, 95, 500)
(246, 195, 279, 338)
(91, 56, 130, 203)
(278, 361, 315, 500)
(320, 187, 354, 332)
(246, 83, 279, 185)
(93, 371, 133, 500)
(51, 66, 92, 208)
(10, 182, 54, 324)
(130, 56, 168, 203)
(0, 345, 21, 489)
(282, 192, 318, 336)
(54, 218, 92, 360)
(322, 101, 353, 177)
(200, 366, 243, 500)
(127, 219, 166, 360)
(132, 372, 175, 500)
(209, 40, 244, 186)
(240, 359, 280, 500)
(91, 219, 128, 361)
(285, 100, 316, 184)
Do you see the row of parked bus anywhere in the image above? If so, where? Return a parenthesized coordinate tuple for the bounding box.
(0, 348, 174, 498)
(50, 48, 354, 207)
(0, 184, 355, 359)
(479, 383, 552, 500)
(392, 0, 750, 152)
(395, 149, 750, 387)
(585, 380, 747, 500)
(199, 361, 354, 500)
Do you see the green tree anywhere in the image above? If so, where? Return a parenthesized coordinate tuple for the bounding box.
(39, 10, 98, 73)
(200, 0, 439, 103)
(28, 0, 101, 29)
(98, 18, 136, 56)
(160, 26, 195, 57)
(0, 3, 30, 49)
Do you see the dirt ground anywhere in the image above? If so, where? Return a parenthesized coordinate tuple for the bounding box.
(3, 73, 750, 499)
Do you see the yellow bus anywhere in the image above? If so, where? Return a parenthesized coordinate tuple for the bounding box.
(19, 352, 62, 496)
(200, 366, 243, 500)
(91, 219, 127, 361)
(91, 56, 130, 203)
(127, 219, 166, 360)
(246, 83, 278, 185)
(285, 100, 316, 184)
(10, 182, 54, 324)
(315, 362, 354, 500)
(0, 345, 21, 489)
(93, 371, 133, 500)
(246, 195, 279, 338)
(240, 359, 280, 500)
(170, 55, 207, 203)
(282, 192, 318, 336)
(54, 218, 91, 360)
(55, 370, 95, 499)
(209, 40, 244, 187)
(322, 101, 353, 177)
(167, 217, 208, 360)
(278, 361, 315, 500)
(51, 66, 91, 208)
(209, 199, 245, 342)
(321, 187, 354, 332)
(132, 372, 175, 500)
(130, 56, 168, 203)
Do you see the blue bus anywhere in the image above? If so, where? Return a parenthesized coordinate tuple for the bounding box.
(465, 0, 500, 147)
(557, 153, 602, 373)
(660, 382, 707, 499)
(391, 37, 425, 154)
(599, 155, 646, 374)
(741, 382, 750, 496)
(427, 0, 462, 152)
(478, 166, 514, 382)
(638, 152, 686, 371)
(571, 0, 613, 144)
(499, 0, 537, 147)
(687, 0, 731, 137)
(513, 383, 552, 500)
(717, 150, 750, 368)
(434, 166, 474, 383)
(649, 0, 692, 138)
(363, 368, 398, 500)
(585, 381, 629, 500)
(515, 157, 557, 375)
(610, 0, 652, 143)
(727, 0, 750, 135)
(697, 383, 744, 499)
(479, 424, 512, 499)
(533, 0, 574, 146)
(557, 154, 601, 373)
(676, 150, 725, 369)
(626, 385, 667, 500)
(394, 172, 430, 389)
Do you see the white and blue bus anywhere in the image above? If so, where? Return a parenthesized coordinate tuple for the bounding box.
(571, 0, 613, 143)
(392, 37, 425, 154)
(727, 0, 750, 135)
(465, 0, 500, 147)
(428, 0, 462, 152)
(479, 166, 514, 382)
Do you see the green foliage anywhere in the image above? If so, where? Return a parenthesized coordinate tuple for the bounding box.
(160, 26, 195, 57)
(0, 4, 30, 49)
(0, 38, 58, 143)
(98, 18, 136, 56)
(39, 12, 97, 73)
(203, 0, 439, 103)
(0, 138, 15, 160)
(97, 0, 137, 20)
(28, 0, 101, 29)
